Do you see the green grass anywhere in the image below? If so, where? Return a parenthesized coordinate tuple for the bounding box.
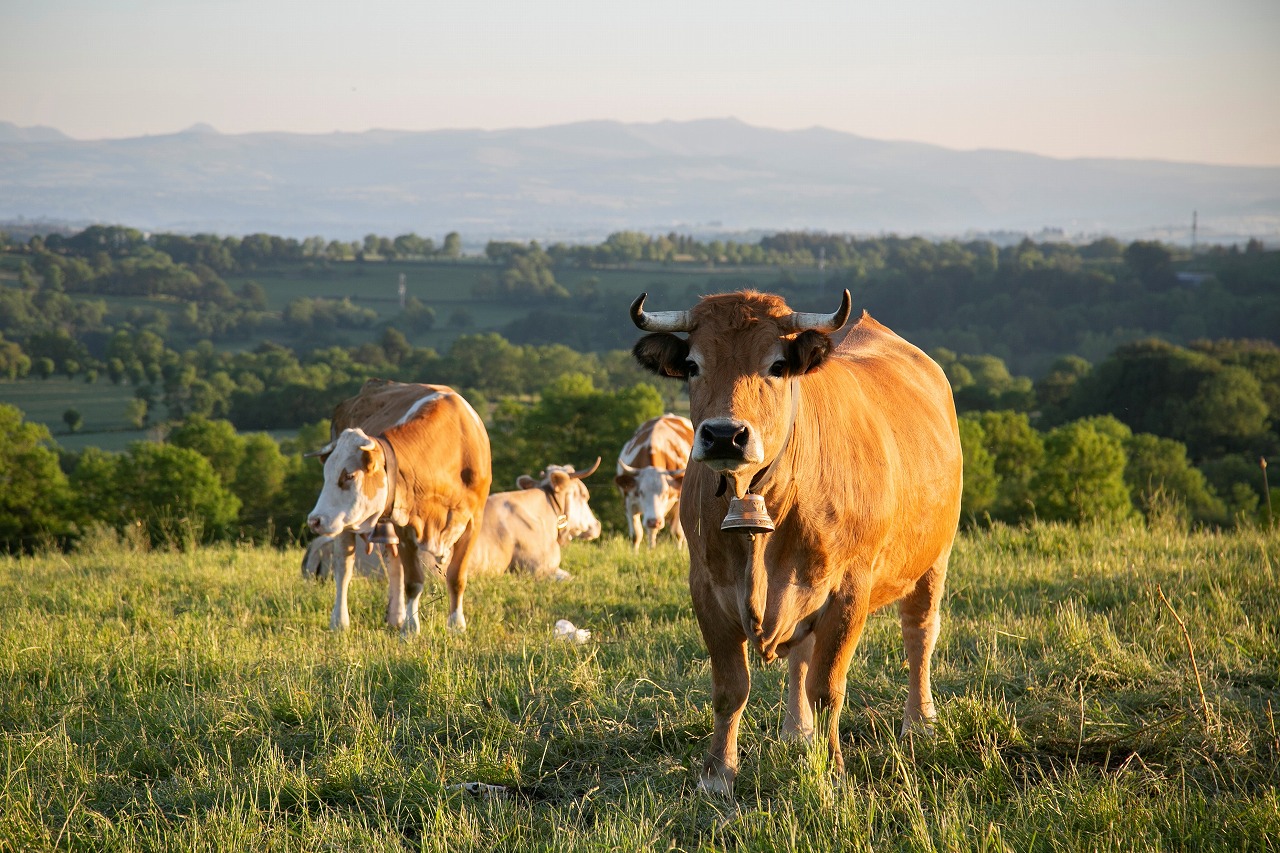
(2, 519, 1278, 850)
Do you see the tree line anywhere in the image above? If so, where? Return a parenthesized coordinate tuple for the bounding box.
(1, 224, 1278, 552)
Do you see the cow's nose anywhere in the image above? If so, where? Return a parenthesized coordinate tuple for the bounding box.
(700, 421, 751, 459)
(645, 518, 664, 529)
(307, 515, 324, 534)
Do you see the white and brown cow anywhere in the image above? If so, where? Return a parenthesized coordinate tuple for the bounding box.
(303, 459, 601, 583)
(305, 379, 491, 634)
(630, 289, 963, 795)
(469, 459, 602, 580)
(615, 414, 694, 549)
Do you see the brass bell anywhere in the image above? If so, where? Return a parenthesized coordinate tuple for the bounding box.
(721, 493, 775, 534)
(366, 521, 401, 557)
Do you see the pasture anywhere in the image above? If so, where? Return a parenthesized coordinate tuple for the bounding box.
(1, 522, 1277, 851)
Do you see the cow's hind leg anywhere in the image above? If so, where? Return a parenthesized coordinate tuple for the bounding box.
(400, 537, 424, 635)
(806, 586, 872, 772)
(329, 531, 357, 631)
(899, 546, 950, 737)
(385, 540, 407, 630)
(444, 520, 477, 633)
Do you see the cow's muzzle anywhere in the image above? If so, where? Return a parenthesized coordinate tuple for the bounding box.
(696, 419, 758, 468)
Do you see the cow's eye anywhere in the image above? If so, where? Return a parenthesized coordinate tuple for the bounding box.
(684, 360, 700, 378)
(338, 470, 353, 488)
(769, 359, 787, 378)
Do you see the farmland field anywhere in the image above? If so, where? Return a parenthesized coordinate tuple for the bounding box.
(1, 522, 1277, 851)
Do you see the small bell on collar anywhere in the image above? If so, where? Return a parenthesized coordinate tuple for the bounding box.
(366, 521, 401, 557)
(721, 493, 775, 534)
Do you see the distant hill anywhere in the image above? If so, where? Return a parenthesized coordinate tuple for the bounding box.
(0, 121, 70, 143)
(1, 118, 1277, 243)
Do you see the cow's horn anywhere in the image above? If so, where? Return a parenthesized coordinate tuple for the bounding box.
(630, 293, 691, 332)
(665, 467, 686, 478)
(781, 289, 852, 333)
(303, 440, 336, 459)
(618, 461, 639, 476)
(573, 457, 601, 479)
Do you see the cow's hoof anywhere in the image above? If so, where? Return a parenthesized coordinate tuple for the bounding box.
(697, 773, 734, 797)
(552, 569, 572, 582)
(446, 611, 467, 633)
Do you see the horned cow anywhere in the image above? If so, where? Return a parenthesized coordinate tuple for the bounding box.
(615, 414, 693, 549)
(305, 379, 492, 633)
(630, 289, 963, 795)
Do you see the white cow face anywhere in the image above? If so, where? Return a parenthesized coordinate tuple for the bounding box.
(617, 466, 684, 533)
(518, 464, 602, 541)
(306, 428, 392, 537)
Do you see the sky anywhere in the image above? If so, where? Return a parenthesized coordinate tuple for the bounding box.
(3, 0, 1278, 166)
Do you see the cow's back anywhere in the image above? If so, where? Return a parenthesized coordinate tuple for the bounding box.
(619, 414, 693, 471)
(331, 379, 457, 436)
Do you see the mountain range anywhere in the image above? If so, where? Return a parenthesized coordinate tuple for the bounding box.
(2, 118, 1277, 244)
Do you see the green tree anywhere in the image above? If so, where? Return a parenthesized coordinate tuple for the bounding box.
(63, 408, 83, 433)
(957, 416, 996, 523)
(976, 411, 1044, 523)
(68, 446, 121, 529)
(0, 405, 72, 550)
(114, 443, 240, 546)
(1124, 432, 1226, 525)
(124, 398, 149, 429)
(1030, 420, 1132, 524)
(232, 433, 289, 538)
(441, 232, 463, 259)
(167, 417, 246, 486)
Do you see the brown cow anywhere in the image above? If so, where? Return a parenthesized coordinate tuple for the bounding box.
(306, 379, 492, 633)
(615, 414, 694, 550)
(630, 289, 962, 795)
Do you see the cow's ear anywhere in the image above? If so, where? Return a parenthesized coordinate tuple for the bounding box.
(360, 447, 379, 472)
(633, 333, 691, 380)
(516, 475, 538, 490)
(615, 474, 636, 491)
(549, 470, 571, 492)
(785, 330, 833, 375)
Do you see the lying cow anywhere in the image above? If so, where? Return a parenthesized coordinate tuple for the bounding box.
(303, 459, 602, 583)
(615, 413, 694, 549)
(305, 379, 492, 633)
(469, 459, 602, 580)
(630, 289, 963, 795)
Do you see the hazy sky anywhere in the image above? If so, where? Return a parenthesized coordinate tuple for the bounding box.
(3, 0, 1278, 165)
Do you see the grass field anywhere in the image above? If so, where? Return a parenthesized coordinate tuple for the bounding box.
(1, 521, 1277, 851)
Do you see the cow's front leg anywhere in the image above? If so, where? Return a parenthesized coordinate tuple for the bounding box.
(899, 551, 950, 736)
(329, 531, 357, 631)
(628, 509, 643, 551)
(693, 583, 750, 795)
(805, 587, 871, 771)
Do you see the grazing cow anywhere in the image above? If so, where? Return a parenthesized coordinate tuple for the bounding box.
(615, 414, 694, 549)
(630, 290, 962, 795)
(305, 379, 492, 633)
(469, 459, 602, 580)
